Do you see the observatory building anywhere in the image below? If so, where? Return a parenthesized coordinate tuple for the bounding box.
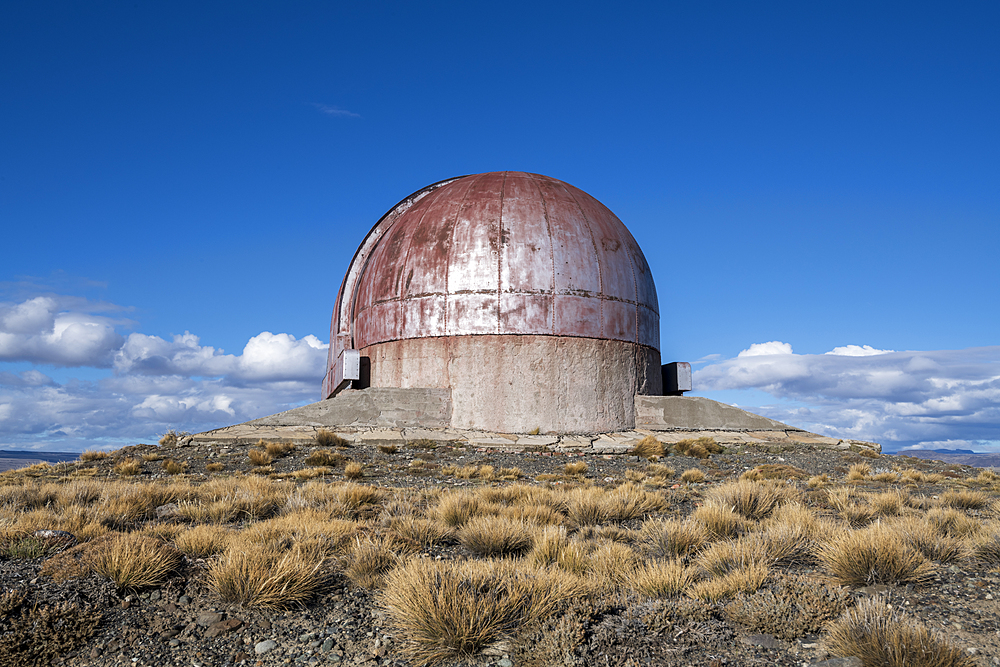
(323, 171, 665, 434)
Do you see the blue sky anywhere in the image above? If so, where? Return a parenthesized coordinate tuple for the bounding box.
(1, 2, 998, 452)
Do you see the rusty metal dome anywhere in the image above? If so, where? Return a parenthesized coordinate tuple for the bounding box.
(324, 171, 660, 399)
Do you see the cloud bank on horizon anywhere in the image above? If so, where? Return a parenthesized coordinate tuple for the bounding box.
(0, 295, 327, 451)
(1, 294, 998, 453)
(695, 341, 1000, 453)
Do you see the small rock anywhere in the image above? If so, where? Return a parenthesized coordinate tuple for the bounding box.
(163, 602, 178, 613)
(178, 595, 192, 605)
(321, 638, 334, 653)
(497, 659, 513, 667)
(149, 590, 161, 602)
(742, 634, 780, 648)
(169, 639, 180, 647)
(812, 658, 863, 667)
(256, 640, 277, 655)
(205, 618, 243, 638)
(197, 611, 224, 626)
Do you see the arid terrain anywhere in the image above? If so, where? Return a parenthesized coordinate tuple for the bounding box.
(1, 432, 999, 667)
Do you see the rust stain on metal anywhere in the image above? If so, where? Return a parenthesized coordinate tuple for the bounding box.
(324, 171, 660, 398)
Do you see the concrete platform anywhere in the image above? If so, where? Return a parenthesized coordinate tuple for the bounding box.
(189, 387, 879, 455)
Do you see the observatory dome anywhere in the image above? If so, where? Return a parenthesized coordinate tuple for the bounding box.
(324, 172, 662, 433)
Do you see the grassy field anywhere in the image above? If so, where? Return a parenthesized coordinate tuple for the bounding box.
(0, 435, 998, 667)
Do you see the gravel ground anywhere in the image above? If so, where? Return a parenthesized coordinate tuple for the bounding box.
(2, 438, 998, 667)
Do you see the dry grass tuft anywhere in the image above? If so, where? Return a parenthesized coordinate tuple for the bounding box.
(79, 450, 109, 462)
(632, 436, 665, 460)
(206, 462, 225, 472)
(823, 597, 974, 667)
(707, 479, 797, 521)
(458, 515, 534, 557)
(893, 516, 967, 564)
(380, 558, 584, 666)
(817, 523, 935, 587)
(113, 458, 142, 477)
(692, 502, 749, 540)
(316, 429, 350, 447)
(807, 473, 831, 488)
(90, 533, 183, 590)
(638, 518, 707, 559)
(674, 437, 722, 459)
(563, 461, 588, 476)
(740, 464, 808, 481)
(940, 489, 991, 510)
(628, 559, 696, 597)
(264, 440, 295, 459)
(208, 541, 328, 609)
(344, 462, 364, 480)
(162, 459, 184, 475)
(686, 563, 769, 602)
(680, 468, 705, 483)
(645, 463, 674, 479)
(378, 444, 398, 454)
(847, 462, 872, 481)
(344, 537, 403, 588)
(390, 517, 455, 548)
(248, 449, 273, 466)
(158, 430, 184, 447)
(174, 524, 231, 557)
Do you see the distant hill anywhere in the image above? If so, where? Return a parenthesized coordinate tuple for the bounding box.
(0, 449, 80, 472)
(896, 449, 1000, 469)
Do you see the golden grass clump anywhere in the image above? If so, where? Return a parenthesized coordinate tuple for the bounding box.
(872, 471, 901, 483)
(206, 462, 225, 472)
(79, 450, 109, 462)
(632, 435, 665, 460)
(527, 525, 569, 568)
(645, 463, 674, 479)
(817, 523, 935, 587)
(695, 537, 770, 577)
(807, 473, 830, 488)
(926, 507, 982, 537)
(940, 489, 991, 510)
(209, 542, 328, 610)
(706, 479, 797, 521)
(458, 515, 534, 557)
(673, 436, 722, 459)
(390, 517, 455, 548)
(248, 449, 273, 466)
(823, 597, 974, 667)
(381, 558, 585, 666)
(692, 502, 749, 540)
(344, 537, 404, 588)
(90, 534, 183, 590)
(627, 559, 696, 597)
(258, 440, 292, 459)
(433, 492, 489, 528)
(161, 459, 184, 475)
(113, 458, 142, 477)
(563, 461, 588, 476)
(847, 462, 872, 481)
(316, 429, 350, 448)
(680, 468, 705, 483)
(686, 563, 769, 602)
(378, 444, 398, 454)
(174, 524, 232, 557)
(893, 516, 967, 564)
(740, 464, 808, 481)
(158, 430, 182, 447)
(344, 462, 364, 480)
(637, 518, 707, 559)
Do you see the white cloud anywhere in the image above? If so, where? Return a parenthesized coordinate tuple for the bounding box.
(695, 342, 1000, 449)
(738, 341, 794, 357)
(826, 344, 895, 356)
(0, 293, 330, 451)
(0, 296, 124, 366)
(313, 103, 361, 118)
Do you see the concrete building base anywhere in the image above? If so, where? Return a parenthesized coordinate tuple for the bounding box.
(361, 335, 661, 434)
